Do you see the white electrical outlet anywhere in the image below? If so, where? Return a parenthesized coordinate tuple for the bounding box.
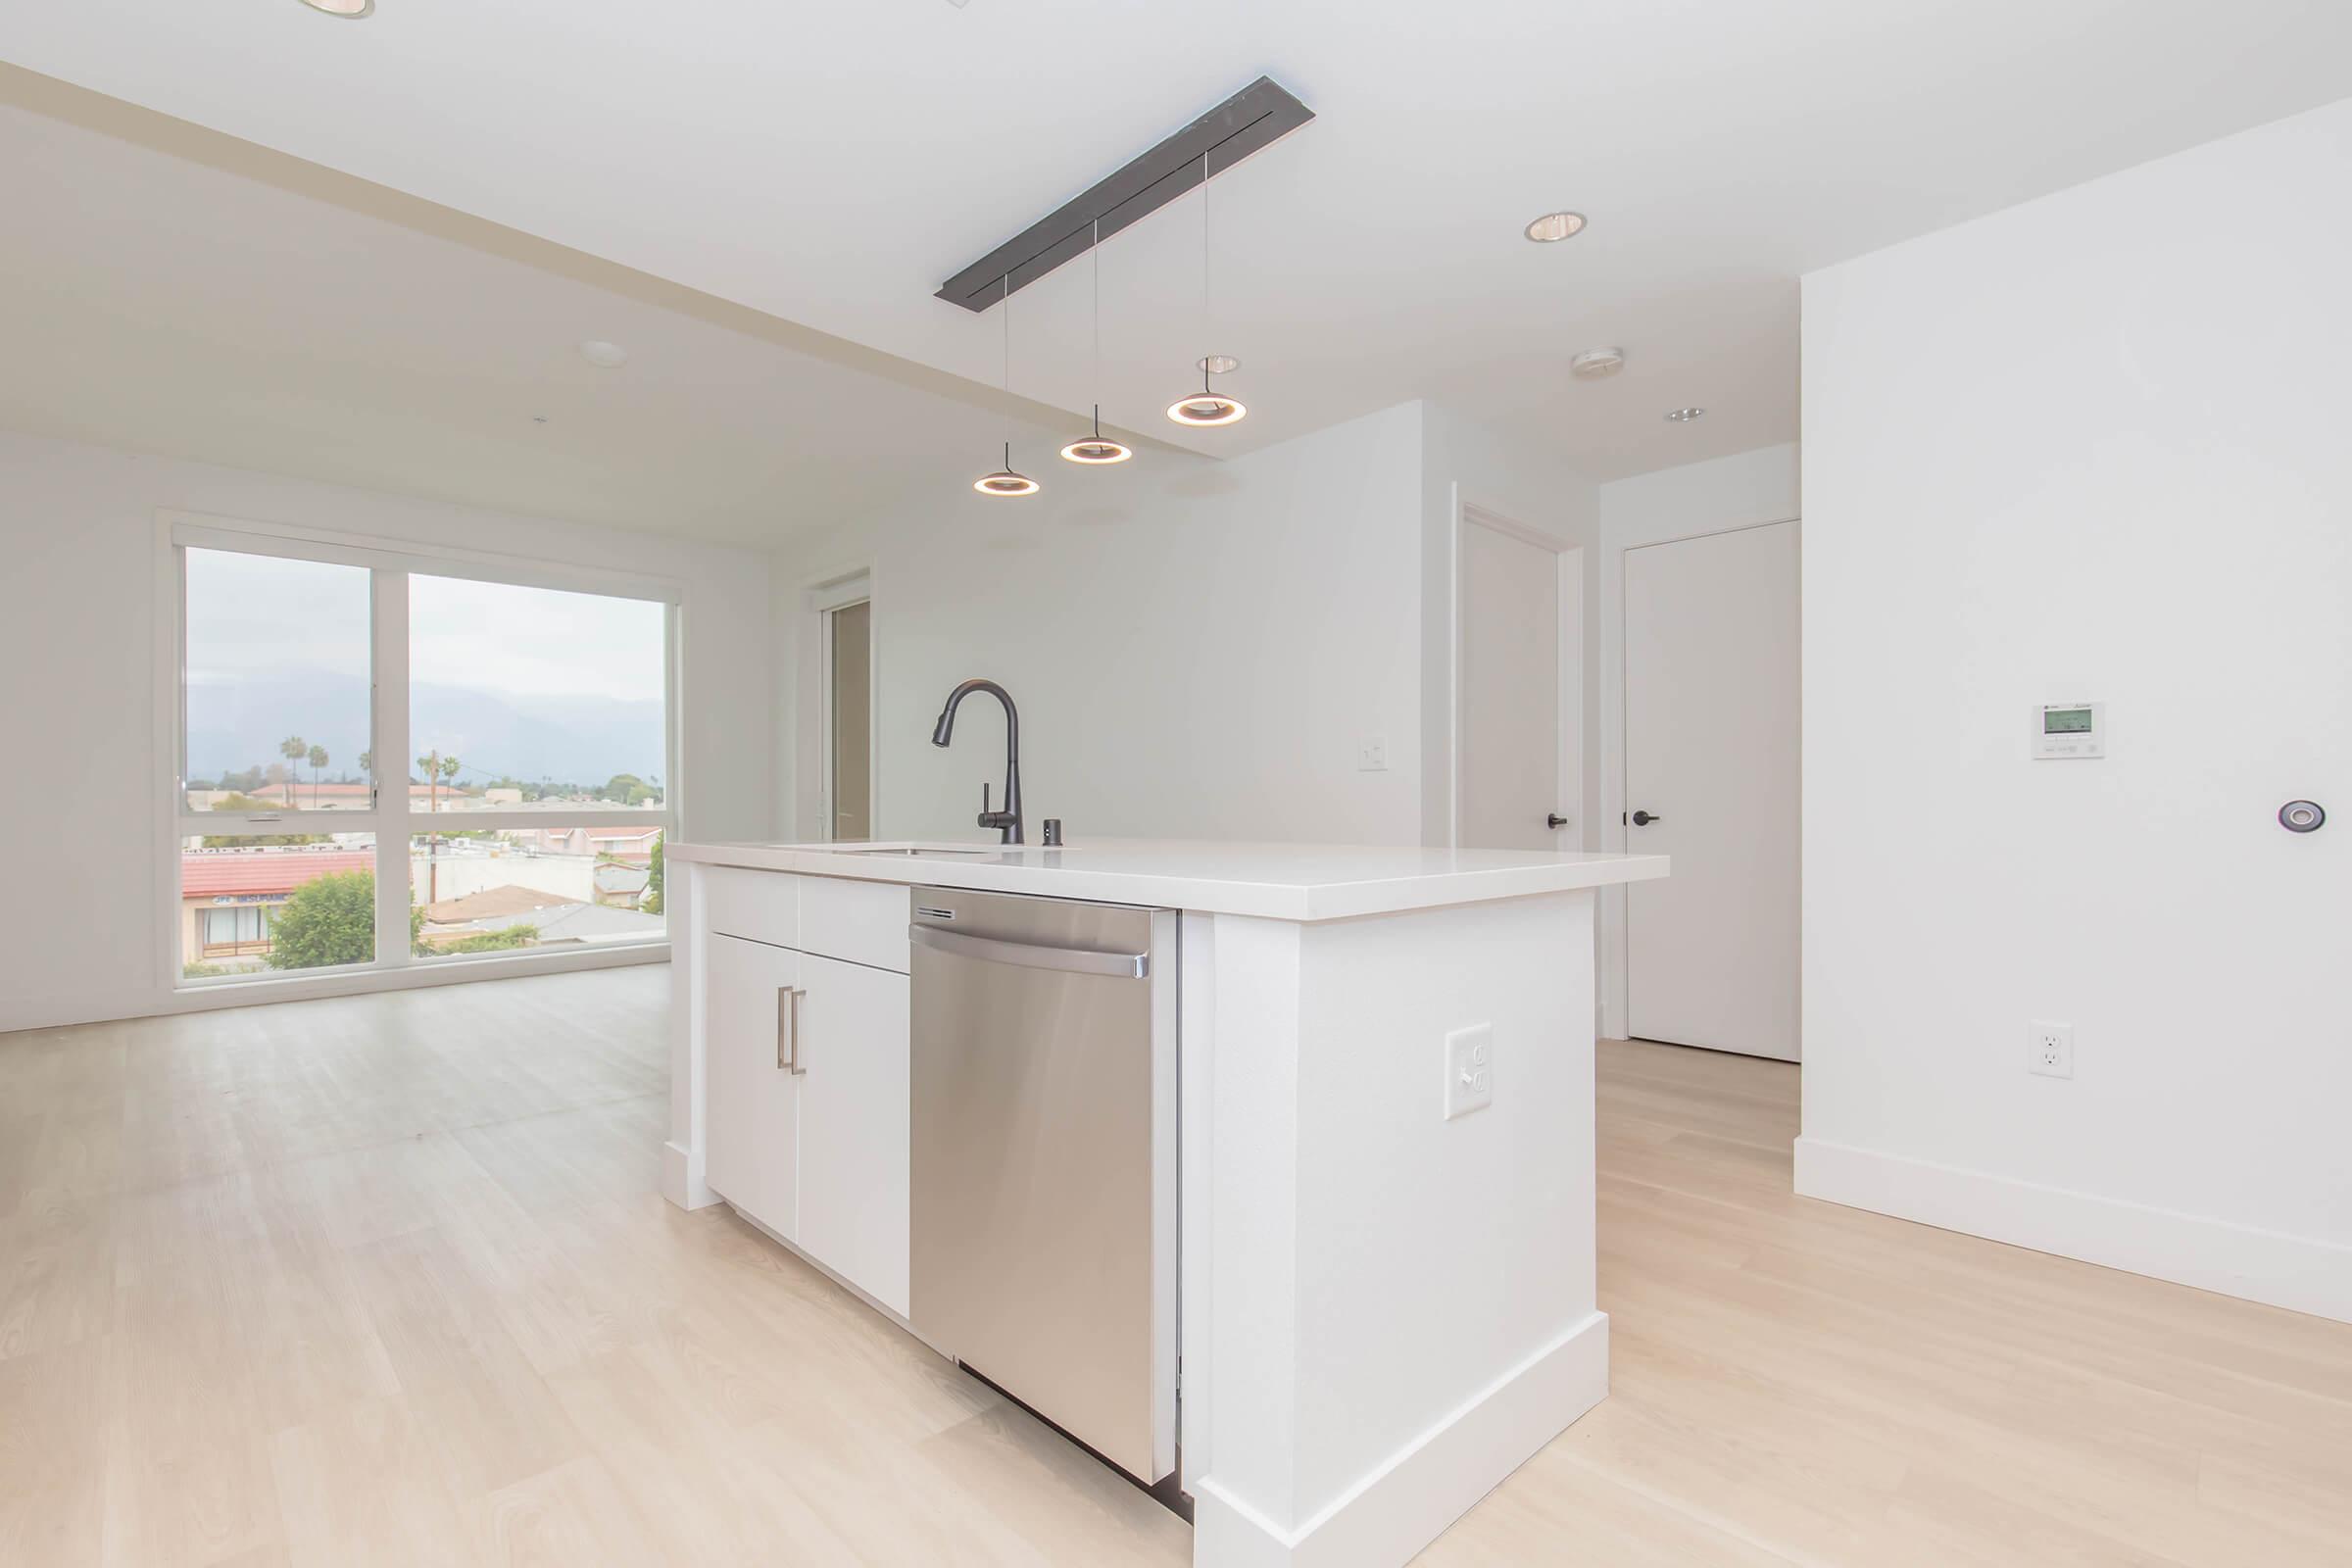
(1445, 1024, 1494, 1119)
(1358, 736, 1388, 772)
(2029, 1020, 2074, 1079)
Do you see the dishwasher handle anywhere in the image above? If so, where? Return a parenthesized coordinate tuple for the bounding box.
(908, 922, 1150, 980)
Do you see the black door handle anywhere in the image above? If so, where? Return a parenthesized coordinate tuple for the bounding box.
(1631, 809, 1662, 826)
(1546, 813, 1569, 829)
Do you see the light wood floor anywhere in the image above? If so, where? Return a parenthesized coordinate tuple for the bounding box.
(3, 970, 2346, 1565)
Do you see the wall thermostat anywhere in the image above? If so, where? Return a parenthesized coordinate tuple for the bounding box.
(2032, 702, 2104, 760)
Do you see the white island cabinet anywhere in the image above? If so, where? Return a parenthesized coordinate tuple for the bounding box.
(665, 838, 1666, 1568)
(693, 865, 912, 1316)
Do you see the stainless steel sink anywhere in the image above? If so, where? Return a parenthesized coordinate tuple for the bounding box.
(838, 846, 991, 857)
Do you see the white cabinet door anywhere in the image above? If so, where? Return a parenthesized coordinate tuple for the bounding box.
(795, 953, 911, 1315)
(705, 934, 804, 1239)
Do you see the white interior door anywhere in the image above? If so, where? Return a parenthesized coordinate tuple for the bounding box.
(1624, 520, 1799, 1060)
(1457, 514, 1581, 851)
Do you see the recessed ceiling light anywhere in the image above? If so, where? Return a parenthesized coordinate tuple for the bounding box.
(1664, 407, 1706, 422)
(579, 340, 629, 368)
(296, 0, 373, 16)
(1524, 211, 1587, 243)
(1570, 346, 1625, 379)
(1197, 355, 1241, 375)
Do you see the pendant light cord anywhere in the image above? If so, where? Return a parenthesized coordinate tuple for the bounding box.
(1001, 271, 1012, 450)
(1200, 150, 1212, 389)
(1091, 218, 1103, 436)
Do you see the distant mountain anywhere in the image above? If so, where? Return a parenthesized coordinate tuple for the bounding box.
(186, 670, 664, 787)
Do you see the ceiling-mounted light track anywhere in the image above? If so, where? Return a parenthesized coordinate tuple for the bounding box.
(934, 75, 1313, 312)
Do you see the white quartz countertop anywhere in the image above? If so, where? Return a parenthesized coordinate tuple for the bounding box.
(669, 837, 1667, 921)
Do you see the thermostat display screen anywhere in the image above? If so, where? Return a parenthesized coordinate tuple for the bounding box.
(2042, 708, 2094, 735)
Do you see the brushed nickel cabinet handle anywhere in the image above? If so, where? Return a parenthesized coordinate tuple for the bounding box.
(776, 985, 807, 1074)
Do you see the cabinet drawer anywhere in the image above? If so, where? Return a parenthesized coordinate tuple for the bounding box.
(798, 875, 910, 974)
(702, 865, 800, 950)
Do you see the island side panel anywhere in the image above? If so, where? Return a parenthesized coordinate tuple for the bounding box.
(662, 860, 720, 1209)
(1192, 890, 1605, 1568)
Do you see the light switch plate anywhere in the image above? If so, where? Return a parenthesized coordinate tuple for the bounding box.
(1358, 736, 1388, 772)
(1445, 1024, 1494, 1119)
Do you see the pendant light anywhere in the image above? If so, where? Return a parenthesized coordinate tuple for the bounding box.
(1167, 152, 1248, 427)
(1062, 219, 1134, 465)
(974, 273, 1040, 497)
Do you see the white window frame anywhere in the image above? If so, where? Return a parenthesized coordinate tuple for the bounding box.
(156, 509, 684, 998)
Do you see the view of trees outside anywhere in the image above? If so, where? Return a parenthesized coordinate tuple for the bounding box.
(179, 552, 671, 982)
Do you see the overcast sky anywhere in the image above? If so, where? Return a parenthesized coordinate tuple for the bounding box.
(185, 549, 665, 700)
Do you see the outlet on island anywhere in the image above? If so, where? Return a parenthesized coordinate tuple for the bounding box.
(1445, 1023, 1494, 1119)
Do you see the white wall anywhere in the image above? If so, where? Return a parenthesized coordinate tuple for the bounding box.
(775, 400, 1595, 852)
(1797, 99, 2352, 1321)
(1593, 443, 1799, 1035)
(0, 427, 776, 1031)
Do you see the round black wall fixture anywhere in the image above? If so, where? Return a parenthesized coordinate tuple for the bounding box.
(2278, 801, 2326, 833)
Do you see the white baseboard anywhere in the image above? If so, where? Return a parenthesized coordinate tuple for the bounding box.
(1794, 1136, 2352, 1325)
(1192, 1310, 1609, 1568)
(662, 1139, 719, 1210)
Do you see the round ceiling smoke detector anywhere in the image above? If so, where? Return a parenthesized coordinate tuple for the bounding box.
(579, 340, 629, 369)
(1524, 211, 1587, 243)
(296, 0, 373, 15)
(1570, 346, 1625, 379)
(1664, 407, 1706, 422)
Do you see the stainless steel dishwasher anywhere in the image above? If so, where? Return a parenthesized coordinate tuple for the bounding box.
(908, 886, 1179, 1493)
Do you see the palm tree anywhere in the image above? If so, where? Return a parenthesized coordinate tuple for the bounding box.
(416, 752, 464, 902)
(307, 745, 327, 808)
(418, 751, 442, 901)
(279, 735, 307, 808)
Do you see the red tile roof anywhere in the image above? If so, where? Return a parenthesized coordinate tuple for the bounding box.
(181, 850, 376, 899)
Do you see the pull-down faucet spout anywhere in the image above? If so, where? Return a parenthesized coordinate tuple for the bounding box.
(931, 679, 1023, 845)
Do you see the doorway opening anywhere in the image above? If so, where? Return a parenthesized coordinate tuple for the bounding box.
(1452, 502, 1584, 852)
(801, 569, 875, 844)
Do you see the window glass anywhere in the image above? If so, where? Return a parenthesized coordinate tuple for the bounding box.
(409, 574, 666, 810)
(409, 830, 665, 958)
(180, 834, 378, 979)
(184, 550, 373, 811)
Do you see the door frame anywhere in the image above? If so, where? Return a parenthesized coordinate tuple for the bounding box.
(795, 564, 877, 843)
(1600, 513, 1799, 1040)
(1446, 495, 1584, 851)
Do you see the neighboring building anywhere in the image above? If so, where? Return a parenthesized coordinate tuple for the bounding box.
(594, 860, 652, 907)
(416, 882, 663, 951)
(510, 824, 662, 859)
(180, 848, 374, 962)
(185, 781, 450, 809)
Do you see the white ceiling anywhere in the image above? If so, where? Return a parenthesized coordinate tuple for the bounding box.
(0, 67, 1136, 546)
(5, 2, 2351, 522)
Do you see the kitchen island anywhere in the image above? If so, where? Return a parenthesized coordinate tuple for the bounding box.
(662, 838, 1666, 1568)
